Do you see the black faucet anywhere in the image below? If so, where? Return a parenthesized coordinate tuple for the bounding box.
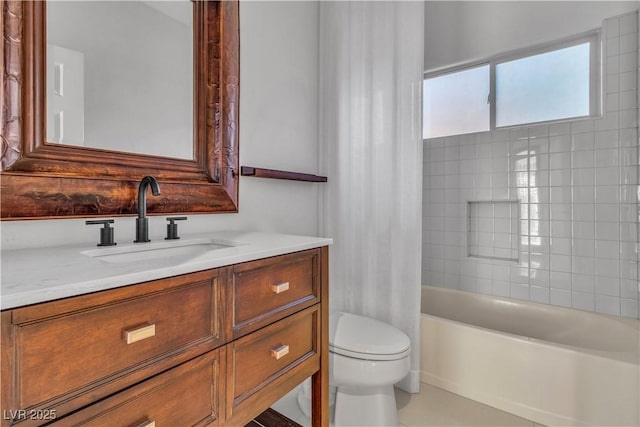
(134, 176, 161, 243)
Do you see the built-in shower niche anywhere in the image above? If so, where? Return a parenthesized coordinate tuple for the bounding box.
(467, 200, 520, 262)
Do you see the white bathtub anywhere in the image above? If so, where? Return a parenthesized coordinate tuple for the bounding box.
(420, 285, 640, 426)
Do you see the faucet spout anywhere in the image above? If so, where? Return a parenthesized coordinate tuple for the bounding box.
(134, 176, 161, 243)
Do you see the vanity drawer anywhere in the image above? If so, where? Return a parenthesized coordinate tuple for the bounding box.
(230, 249, 320, 338)
(49, 350, 221, 427)
(3, 270, 222, 418)
(225, 306, 320, 425)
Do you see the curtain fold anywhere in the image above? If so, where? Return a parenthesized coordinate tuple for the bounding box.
(320, 1, 425, 393)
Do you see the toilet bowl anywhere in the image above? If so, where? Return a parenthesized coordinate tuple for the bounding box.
(329, 312, 410, 427)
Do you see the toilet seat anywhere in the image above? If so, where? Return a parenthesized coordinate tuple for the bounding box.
(329, 312, 411, 361)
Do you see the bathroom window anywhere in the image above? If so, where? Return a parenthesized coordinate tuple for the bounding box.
(423, 32, 600, 139)
(423, 65, 490, 139)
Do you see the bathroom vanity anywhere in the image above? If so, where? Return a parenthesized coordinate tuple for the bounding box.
(0, 232, 331, 427)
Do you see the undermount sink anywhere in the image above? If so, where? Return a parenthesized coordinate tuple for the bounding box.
(81, 238, 238, 264)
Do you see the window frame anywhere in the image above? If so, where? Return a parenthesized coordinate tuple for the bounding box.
(423, 30, 601, 137)
(422, 63, 491, 139)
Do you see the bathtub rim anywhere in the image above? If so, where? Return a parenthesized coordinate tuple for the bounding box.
(421, 284, 640, 365)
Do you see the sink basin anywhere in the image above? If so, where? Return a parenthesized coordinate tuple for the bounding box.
(81, 238, 237, 264)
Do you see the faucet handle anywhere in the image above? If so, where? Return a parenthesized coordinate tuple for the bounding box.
(86, 219, 117, 247)
(165, 217, 187, 240)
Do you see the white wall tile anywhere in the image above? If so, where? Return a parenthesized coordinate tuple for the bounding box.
(618, 34, 638, 55)
(595, 185, 621, 204)
(606, 73, 620, 93)
(619, 128, 638, 147)
(595, 294, 621, 315)
(550, 152, 572, 169)
(619, 91, 637, 110)
(573, 238, 595, 257)
(550, 134, 571, 152)
(550, 203, 571, 221)
(573, 186, 595, 203)
(619, 241, 638, 260)
(572, 204, 595, 222)
(607, 36, 620, 57)
(605, 16, 620, 38)
(550, 187, 572, 203)
(620, 279, 640, 299)
(620, 12, 638, 35)
(574, 221, 596, 239)
(550, 169, 571, 186)
(549, 122, 571, 136)
(595, 222, 620, 241)
(595, 167, 619, 186)
(620, 185, 638, 203)
(620, 71, 637, 92)
(550, 271, 573, 290)
(510, 283, 530, 300)
(573, 257, 596, 275)
(596, 258, 621, 278)
(492, 280, 510, 297)
(595, 239, 620, 258)
(550, 254, 572, 272)
(550, 289, 572, 308)
(621, 299, 639, 317)
(620, 260, 638, 280)
(551, 220, 572, 238)
(596, 276, 621, 296)
(572, 291, 595, 311)
(620, 166, 637, 185)
(571, 133, 594, 151)
(571, 119, 595, 134)
(550, 237, 572, 255)
(619, 108, 639, 129)
(530, 286, 550, 304)
(619, 51, 638, 73)
(606, 56, 620, 77)
(572, 150, 595, 168)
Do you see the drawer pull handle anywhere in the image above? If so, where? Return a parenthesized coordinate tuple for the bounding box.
(135, 420, 155, 427)
(271, 281, 290, 294)
(271, 344, 290, 360)
(125, 324, 156, 344)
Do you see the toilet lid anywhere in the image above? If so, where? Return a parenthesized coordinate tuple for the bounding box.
(329, 312, 411, 361)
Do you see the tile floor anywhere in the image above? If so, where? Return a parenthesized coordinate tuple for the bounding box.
(272, 382, 544, 427)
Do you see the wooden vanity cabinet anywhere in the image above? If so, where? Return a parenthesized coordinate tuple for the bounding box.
(1, 247, 329, 427)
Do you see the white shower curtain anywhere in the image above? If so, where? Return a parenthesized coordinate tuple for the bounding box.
(319, 1, 425, 393)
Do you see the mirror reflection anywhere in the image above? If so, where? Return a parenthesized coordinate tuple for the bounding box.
(46, 1, 193, 160)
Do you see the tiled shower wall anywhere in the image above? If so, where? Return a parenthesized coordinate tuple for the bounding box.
(422, 11, 640, 318)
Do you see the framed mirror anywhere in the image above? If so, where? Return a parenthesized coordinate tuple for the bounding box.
(0, 0, 239, 219)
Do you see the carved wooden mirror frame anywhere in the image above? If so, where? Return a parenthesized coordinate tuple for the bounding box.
(0, 0, 239, 219)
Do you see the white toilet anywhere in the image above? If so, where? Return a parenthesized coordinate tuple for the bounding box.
(330, 312, 411, 426)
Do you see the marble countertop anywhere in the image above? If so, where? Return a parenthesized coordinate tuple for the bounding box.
(1, 231, 332, 310)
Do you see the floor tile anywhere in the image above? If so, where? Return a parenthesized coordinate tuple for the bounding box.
(396, 383, 535, 427)
(274, 382, 536, 427)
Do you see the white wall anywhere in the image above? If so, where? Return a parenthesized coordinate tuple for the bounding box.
(425, 1, 640, 72)
(1, 1, 321, 250)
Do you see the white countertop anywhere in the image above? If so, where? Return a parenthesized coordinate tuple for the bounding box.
(1, 231, 332, 310)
